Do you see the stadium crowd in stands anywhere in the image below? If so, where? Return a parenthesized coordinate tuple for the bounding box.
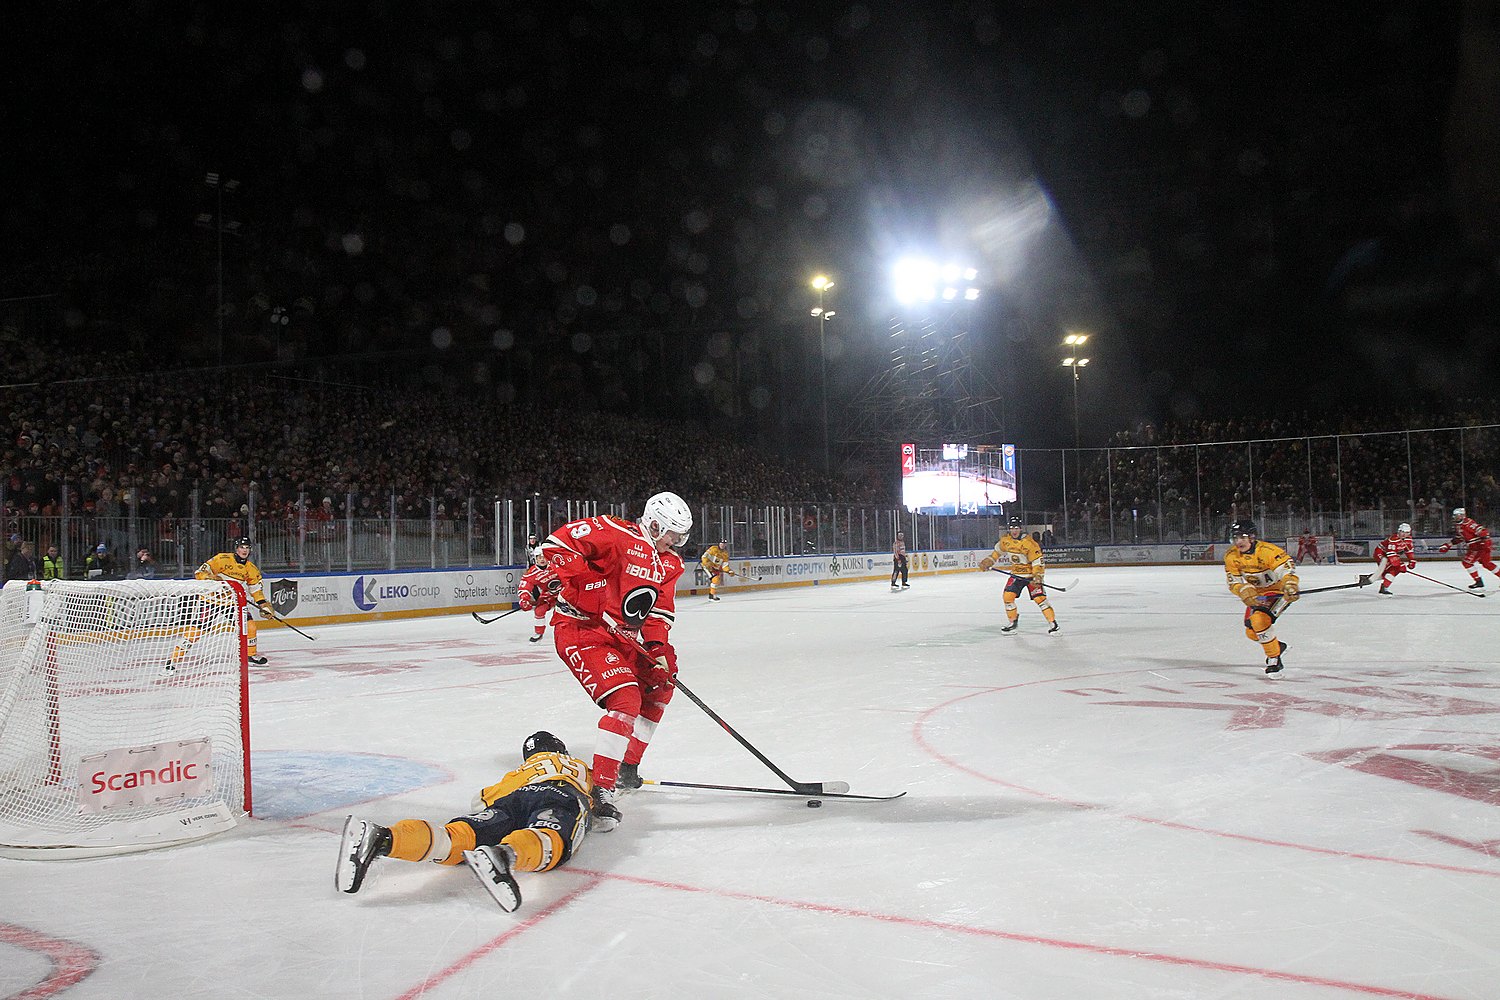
(1062, 404, 1500, 540)
(1, 346, 886, 534)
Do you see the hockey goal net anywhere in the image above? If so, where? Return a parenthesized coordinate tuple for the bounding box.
(0, 578, 251, 858)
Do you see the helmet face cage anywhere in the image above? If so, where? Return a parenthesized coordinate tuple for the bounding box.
(522, 731, 567, 760)
(1454, 508, 1466, 520)
(641, 492, 692, 547)
(1230, 521, 1257, 541)
(234, 536, 251, 549)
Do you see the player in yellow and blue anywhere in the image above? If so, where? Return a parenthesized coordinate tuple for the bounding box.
(170, 535, 272, 667)
(701, 538, 730, 602)
(1223, 520, 1299, 674)
(979, 516, 1059, 634)
(336, 731, 594, 913)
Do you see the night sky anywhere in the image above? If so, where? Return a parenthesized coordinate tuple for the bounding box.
(4, 1, 1497, 459)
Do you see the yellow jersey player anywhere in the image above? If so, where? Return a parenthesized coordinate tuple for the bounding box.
(979, 516, 1059, 634)
(336, 731, 594, 913)
(1223, 520, 1300, 674)
(701, 538, 730, 602)
(170, 535, 273, 667)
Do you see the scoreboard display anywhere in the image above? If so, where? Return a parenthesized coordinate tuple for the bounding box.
(901, 443, 1017, 515)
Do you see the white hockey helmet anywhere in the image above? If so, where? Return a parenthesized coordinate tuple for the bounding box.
(641, 492, 692, 548)
(1397, 522, 1411, 535)
(1453, 507, 1466, 520)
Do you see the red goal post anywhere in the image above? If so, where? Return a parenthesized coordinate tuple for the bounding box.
(0, 578, 252, 858)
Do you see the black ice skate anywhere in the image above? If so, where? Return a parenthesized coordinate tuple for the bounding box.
(1048, 621, 1060, 634)
(1264, 641, 1288, 675)
(1470, 579, 1486, 590)
(591, 787, 622, 832)
(1000, 621, 1018, 633)
(528, 633, 544, 643)
(464, 844, 522, 913)
(336, 816, 392, 894)
(248, 654, 268, 666)
(1378, 585, 1392, 595)
(616, 762, 643, 791)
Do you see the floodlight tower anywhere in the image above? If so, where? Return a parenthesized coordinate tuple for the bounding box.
(810, 274, 836, 473)
(197, 172, 241, 366)
(840, 259, 1003, 467)
(1060, 332, 1092, 450)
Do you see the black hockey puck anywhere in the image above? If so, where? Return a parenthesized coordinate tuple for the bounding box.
(807, 799, 822, 808)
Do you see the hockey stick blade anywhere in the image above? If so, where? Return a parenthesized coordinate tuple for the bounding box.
(644, 778, 903, 801)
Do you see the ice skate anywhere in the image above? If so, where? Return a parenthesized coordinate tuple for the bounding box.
(464, 845, 522, 913)
(1470, 579, 1485, 591)
(1000, 621, 1018, 633)
(248, 654, 268, 666)
(708, 593, 721, 602)
(1048, 621, 1060, 634)
(616, 762, 642, 791)
(591, 787, 621, 832)
(528, 633, 544, 643)
(1378, 585, 1391, 595)
(1264, 641, 1288, 675)
(336, 816, 392, 894)
(900, 583, 909, 589)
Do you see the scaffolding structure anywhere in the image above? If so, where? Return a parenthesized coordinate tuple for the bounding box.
(837, 302, 1006, 469)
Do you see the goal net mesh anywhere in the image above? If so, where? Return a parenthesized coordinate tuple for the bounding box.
(0, 579, 249, 856)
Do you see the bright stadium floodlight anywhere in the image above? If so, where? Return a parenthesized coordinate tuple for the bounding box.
(964, 288, 980, 301)
(892, 257, 938, 304)
(1064, 332, 1089, 346)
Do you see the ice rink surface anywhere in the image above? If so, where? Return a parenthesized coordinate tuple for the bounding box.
(4, 562, 1500, 1000)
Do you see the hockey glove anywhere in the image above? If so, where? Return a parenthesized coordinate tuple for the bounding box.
(517, 587, 536, 612)
(978, 555, 995, 572)
(642, 640, 678, 690)
(563, 571, 609, 616)
(256, 599, 274, 617)
(1438, 543, 1451, 553)
(1232, 583, 1259, 605)
(1281, 580, 1300, 604)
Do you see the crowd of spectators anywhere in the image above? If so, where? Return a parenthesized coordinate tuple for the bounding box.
(7, 344, 1499, 571)
(1, 344, 888, 545)
(1060, 403, 1500, 540)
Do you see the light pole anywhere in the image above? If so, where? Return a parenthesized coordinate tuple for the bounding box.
(1060, 333, 1091, 451)
(810, 275, 836, 473)
(199, 172, 240, 366)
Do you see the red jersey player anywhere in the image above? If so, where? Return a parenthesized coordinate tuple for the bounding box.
(1373, 523, 1415, 595)
(537, 492, 691, 831)
(1296, 531, 1320, 564)
(517, 546, 556, 643)
(1440, 507, 1499, 591)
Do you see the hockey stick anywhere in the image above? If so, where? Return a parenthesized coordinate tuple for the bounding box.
(987, 568, 1079, 592)
(642, 778, 904, 801)
(1404, 569, 1487, 598)
(597, 611, 852, 796)
(260, 606, 316, 641)
(472, 606, 528, 625)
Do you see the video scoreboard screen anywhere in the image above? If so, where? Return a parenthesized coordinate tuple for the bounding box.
(900, 443, 1017, 515)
